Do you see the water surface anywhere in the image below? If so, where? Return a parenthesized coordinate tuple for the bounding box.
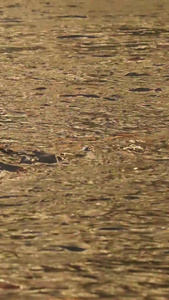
(0, 0, 169, 299)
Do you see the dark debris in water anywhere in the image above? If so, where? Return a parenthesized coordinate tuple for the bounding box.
(104, 94, 121, 101)
(0, 162, 24, 173)
(34, 86, 47, 90)
(33, 151, 57, 163)
(58, 34, 95, 39)
(61, 93, 100, 98)
(57, 15, 88, 19)
(125, 72, 150, 77)
(60, 245, 86, 252)
(20, 156, 34, 164)
(85, 197, 111, 202)
(129, 87, 153, 92)
(130, 87, 162, 92)
(0, 143, 97, 172)
(99, 227, 125, 231)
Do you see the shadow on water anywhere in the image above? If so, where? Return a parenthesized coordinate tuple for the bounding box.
(0, 0, 169, 299)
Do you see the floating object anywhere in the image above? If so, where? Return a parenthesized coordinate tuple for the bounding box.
(0, 162, 24, 172)
(20, 156, 34, 164)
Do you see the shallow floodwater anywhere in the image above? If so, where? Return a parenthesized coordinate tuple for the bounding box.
(0, 0, 169, 299)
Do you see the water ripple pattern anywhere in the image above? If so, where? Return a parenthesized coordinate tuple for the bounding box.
(0, 0, 169, 299)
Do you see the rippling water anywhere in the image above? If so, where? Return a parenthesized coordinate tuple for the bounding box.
(0, 0, 169, 299)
